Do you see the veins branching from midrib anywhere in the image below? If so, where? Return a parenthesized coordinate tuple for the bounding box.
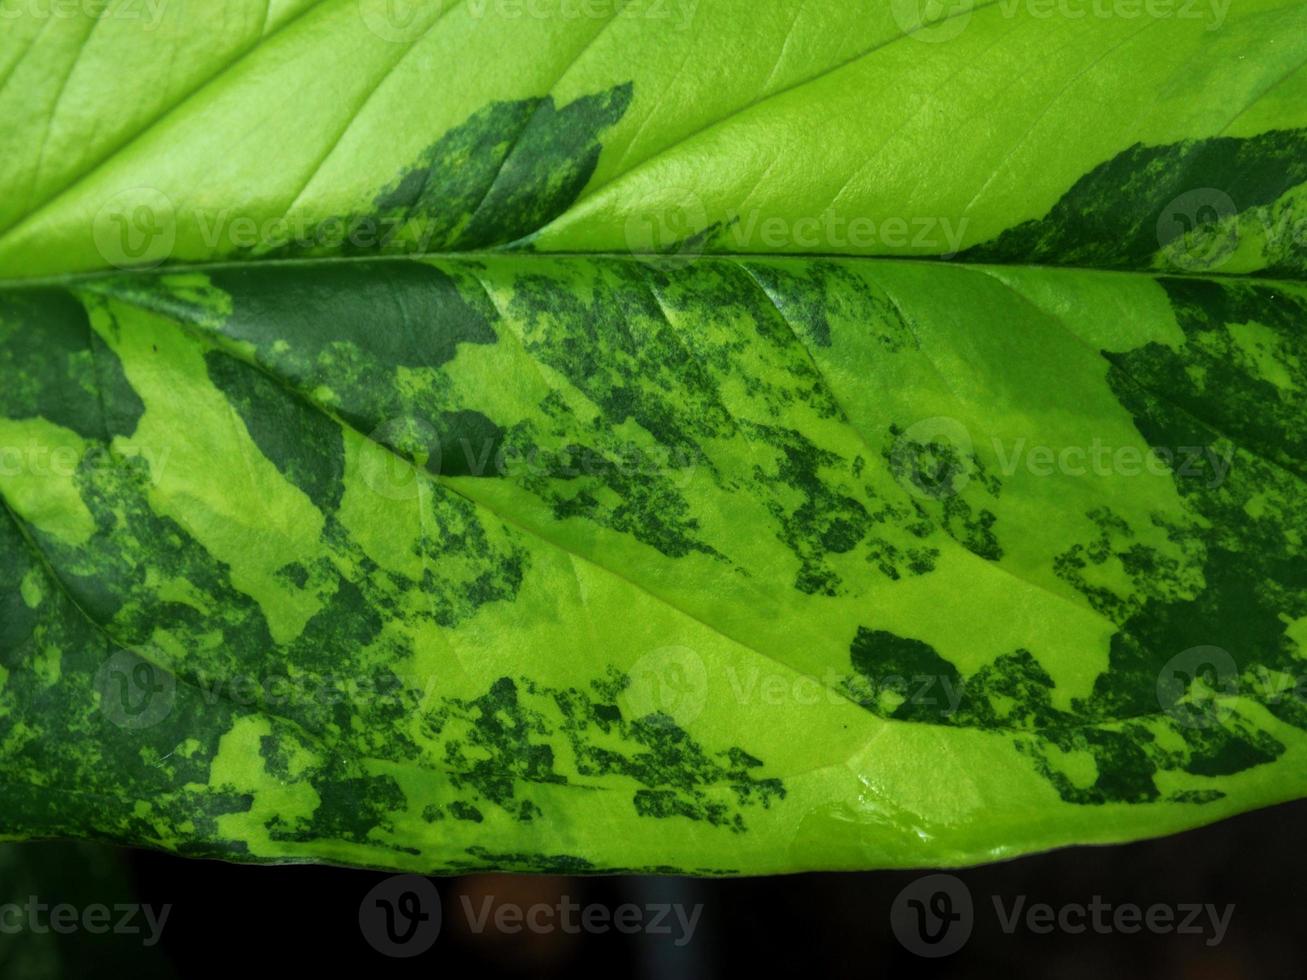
(68, 257, 1307, 740)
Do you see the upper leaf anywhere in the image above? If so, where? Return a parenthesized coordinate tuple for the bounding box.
(1, 0, 1304, 278)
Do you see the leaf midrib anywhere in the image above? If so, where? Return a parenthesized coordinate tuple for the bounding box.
(1, 251, 1303, 294)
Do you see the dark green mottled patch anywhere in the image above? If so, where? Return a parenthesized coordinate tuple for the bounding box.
(206, 350, 347, 510)
(884, 423, 1004, 561)
(847, 627, 964, 723)
(206, 262, 510, 481)
(963, 128, 1307, 273)
(424, 671, 784, 832)
(0, 290, 143, 440)
(848, 277, 1307, 804)
(741, 421, 872, 595)
(742, 260, 914, 351)
(496, 257, 937, 586)
(209, 260, 494, 373)
(258, 82, 633, 258)
(263, 731, 410, 849)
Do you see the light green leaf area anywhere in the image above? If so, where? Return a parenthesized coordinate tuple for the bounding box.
(0, 2, 1305, 874)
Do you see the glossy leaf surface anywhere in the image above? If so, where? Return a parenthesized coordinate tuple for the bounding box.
(0, 0, 1304, 873)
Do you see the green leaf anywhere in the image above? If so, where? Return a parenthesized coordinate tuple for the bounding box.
(0, 1, 1304, 875)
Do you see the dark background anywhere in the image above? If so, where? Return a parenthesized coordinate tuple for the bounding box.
(2, 797, 1303, 978)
